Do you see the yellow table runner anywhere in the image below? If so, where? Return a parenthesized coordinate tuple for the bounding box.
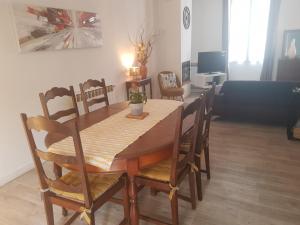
(49, 99, 183, 171)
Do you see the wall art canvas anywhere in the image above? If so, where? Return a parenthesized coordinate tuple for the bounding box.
(12, 4, 103, 52)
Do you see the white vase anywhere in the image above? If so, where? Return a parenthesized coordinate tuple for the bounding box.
(287, 39, 297, 59)
(130, 103, 143, 116)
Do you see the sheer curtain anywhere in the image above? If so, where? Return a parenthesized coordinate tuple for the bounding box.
(261, 0, 281, 81)
(229, 0, 271, 65)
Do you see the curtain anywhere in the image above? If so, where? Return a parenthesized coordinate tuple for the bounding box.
(260, 0, 281, 81)
(222, 0, 229, 79)
(229, 0, 271, 64)
(222, 0, 229, 52)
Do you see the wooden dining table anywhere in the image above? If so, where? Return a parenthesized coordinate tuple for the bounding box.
(46, 101, 191, 225)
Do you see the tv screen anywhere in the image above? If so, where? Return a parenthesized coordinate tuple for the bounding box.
(197, 51, 226, 74)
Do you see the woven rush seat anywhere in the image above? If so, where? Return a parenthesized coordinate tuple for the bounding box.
(138, 154, 186, 182)
(138, 159, 172, 182)
(52, 171, 121, 202)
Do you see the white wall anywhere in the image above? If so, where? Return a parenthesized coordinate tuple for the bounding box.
(152, 0, 193, 98)
(181, 0, 193, 63)
(181, 0, 193, 96)
(151, 0, 181, 97)
(0, 0, 154, 186)
(191, 0, 223, 63)
(273, 0, 300, 80)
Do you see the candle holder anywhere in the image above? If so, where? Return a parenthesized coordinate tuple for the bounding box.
(129, 66, 140, 81)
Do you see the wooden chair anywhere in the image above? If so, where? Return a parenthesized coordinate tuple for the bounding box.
(135, 98, 204, 225)
(39, 86, 79, 122)
(201, 83, 216, 180)
(40, 86, 81, 216)
(20, 114, 129, 225)
(158, 71, 184, 101)
(181, 84, 216, 201)
(80, 79, 109, 114)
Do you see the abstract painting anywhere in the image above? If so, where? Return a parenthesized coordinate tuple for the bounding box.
(12, 4, 103, 52)
(75, 11, 103, 49)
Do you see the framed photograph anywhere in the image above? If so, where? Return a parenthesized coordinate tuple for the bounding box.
(282, 29, 300, 58)
(12, 4, 103, 53)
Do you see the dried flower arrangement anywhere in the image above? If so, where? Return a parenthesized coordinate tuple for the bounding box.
(130, 28, 155, 79)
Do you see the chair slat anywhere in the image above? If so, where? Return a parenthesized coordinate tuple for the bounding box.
(87, 97, 107, 107)
(26, 116, 72, 135)
(80, 78, 109, 114)
(44, 87, 73, 101)
(50, 108, 78, 121)
(36, 150, 77, 166)
(40, 86, 79, 122)
(82, 79, 103, 90)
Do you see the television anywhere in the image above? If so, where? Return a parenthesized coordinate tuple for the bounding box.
(197, 51, 226, 74)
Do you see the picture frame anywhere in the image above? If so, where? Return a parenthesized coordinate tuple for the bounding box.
(12, 3, 103, 53)
(282, 29, 300, 58)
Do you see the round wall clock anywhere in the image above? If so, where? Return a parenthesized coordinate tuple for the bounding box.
(183, 6, 190, 30)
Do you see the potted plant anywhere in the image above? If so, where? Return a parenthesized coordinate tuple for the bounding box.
(129, 90, 147, 116)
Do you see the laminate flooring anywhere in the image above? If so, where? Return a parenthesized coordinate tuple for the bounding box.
(1, 120, 300, 225)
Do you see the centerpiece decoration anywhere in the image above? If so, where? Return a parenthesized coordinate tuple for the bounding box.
(127, 87, 148, 119)
(130, 29, 154, 79)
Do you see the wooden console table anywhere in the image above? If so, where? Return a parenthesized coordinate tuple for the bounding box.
(277, 58, 300, 81)
(126, 77, 153, 100)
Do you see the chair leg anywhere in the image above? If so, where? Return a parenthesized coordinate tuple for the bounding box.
(43, 196, 54, 225)
(195, 156, 203, 201)
(188, 171, 197, 209)
(150, 188, 158, 196)
(123, 177, 130, 221)
(90, 213, 95, 225)
(181, 96, 184, 102)
(62, 208, 68, 217)
(170, 192, 179, 225)
(204, 145, 211, 179)
(53, 164, 67, 217)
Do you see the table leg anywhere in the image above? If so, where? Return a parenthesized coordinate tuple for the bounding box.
(149, 82, 153, 99)
(126, 85, 130, 101)
(142, 85, 146, 96)
(128, 175, 139, 225)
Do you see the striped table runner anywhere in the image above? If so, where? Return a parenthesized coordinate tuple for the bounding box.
(49, 99, 183, 171)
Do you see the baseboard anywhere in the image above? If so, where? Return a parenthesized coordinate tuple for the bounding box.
(0, 162, 34, 187)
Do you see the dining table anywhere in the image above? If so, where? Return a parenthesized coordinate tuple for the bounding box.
(46, 99, 192, 225)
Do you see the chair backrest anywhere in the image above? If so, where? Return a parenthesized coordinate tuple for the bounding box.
(169, 97, 205, 186)
(21, 114, 93, 208)
(80, 79, 109, 114)
(39, 86, 79, 122)
(158, 71, 181, 92)
(203, 83, 216, 139)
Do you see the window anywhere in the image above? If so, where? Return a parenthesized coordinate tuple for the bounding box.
(229, 0, 270, 64)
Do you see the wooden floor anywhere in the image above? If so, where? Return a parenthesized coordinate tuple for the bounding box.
(1, 120, 300, 225)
